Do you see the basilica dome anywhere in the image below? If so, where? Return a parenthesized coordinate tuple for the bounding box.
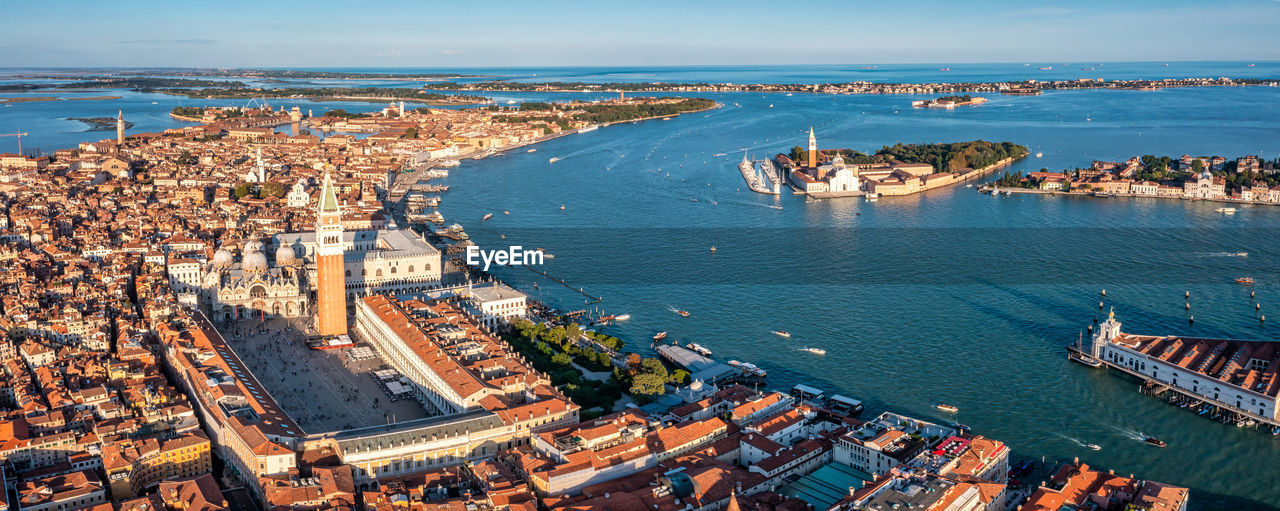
(212, 246, 234, 268)
(242, 239, 268, 273)
(275, 242, 298, 266)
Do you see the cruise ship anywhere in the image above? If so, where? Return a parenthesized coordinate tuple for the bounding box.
(578, 125, 599, 133)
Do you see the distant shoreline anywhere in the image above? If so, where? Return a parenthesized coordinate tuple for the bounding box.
(0, 95, 121, 103)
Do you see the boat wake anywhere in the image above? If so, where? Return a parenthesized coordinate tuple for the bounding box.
(1108, 426, 1147, 442)
(1199, 252, 1249, 258)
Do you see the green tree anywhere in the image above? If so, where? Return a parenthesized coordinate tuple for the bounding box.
(551, 353, 572, 365)
(640, 358, 668, 380)
(234, 183, 253, 199)
(258, 181, 285, 199)
(1192, 159, 1205, 173)
(789, 145, 807, 163)
(670, 369, 690, 384)
(629, 373, 667, 397)
(402, 127, 418, 139)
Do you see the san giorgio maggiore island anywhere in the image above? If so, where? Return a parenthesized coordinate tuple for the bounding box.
(0, 69, 1261, 511)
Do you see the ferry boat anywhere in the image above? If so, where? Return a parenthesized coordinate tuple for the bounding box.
(728, 360, 767, 377)
(653, 331, 668, 341)
(687, 343, 713, 356)
(482, 213, 493, 221)
(1215, 207, 1236, 214)
(675, 310, 690, 317)
(1144, 437, 1167, 448)
(1084, 443, 1101, 451)
(1236, 277, 1254, 285)
(549, 157, 560, 163)
(936, 403, 959, 413)
(578, 125, 598, 133)
(772, 331, 791, 338)
(801, 347, 826, 355)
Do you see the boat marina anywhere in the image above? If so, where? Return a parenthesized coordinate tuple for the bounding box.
(737, 154, 782, 195)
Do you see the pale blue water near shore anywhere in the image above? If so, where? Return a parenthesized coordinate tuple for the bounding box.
(3, 65, 1280, 509)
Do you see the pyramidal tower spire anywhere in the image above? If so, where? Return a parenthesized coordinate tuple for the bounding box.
(807, 126, 817, 168)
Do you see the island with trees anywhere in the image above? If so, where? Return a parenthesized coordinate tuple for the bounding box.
(781, 140, 1029, 198)
(149, 86, 490, 105)
(990, 153, 1280, 206)
(911, 94, 987, 108)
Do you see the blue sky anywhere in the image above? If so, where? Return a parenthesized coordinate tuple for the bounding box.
(2, 0, 1278, 67)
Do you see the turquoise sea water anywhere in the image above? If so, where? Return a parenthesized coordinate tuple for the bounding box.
(3, 65, 1280, 509)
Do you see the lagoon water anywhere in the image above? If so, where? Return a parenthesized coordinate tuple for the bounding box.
(3, 64, 1280, 509)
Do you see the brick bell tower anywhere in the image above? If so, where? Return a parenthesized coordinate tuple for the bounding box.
(315, 170, 347, 335)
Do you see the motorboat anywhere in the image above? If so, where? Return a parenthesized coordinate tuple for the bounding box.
(1144, 437, 1167, 448)
(675, 310, 690, 317)
(1216, 207, 1236, 214)
(482, 213, 493, 221)
(1237, 277, 1255, 285)
(936, 404, 959, 413)
(1084, 443, 1101, 451)
(653, 331, 668, 341)
(801, 347, 826, 355)
(773, 331, 791, 338)
(614, 314, 631, 321)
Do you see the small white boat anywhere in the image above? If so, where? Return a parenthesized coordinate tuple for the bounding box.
(549, 157, 560, 163)
(709, 246, 716, 253)
(1084, 443, 1101, 451)
(527, 148, 536, 153)
(1035, 152, 1043, 158)
(1216, 207, 1236, 214)
(786, 93, 793, 96)
(801, 347, 826, 355)
(560, 204, 565, 210)
(773, 331, 791, 338)
(503, 210, 510, 215)
(936, 403, 959, 413)
(614, 314, 631, 321)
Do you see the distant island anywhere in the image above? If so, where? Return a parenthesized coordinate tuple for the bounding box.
(991, 153, 1280, 206)
(425, 76, 1277, 96)
(67, 117, 133, 131)
(912, 95, 987, 108)
(779, 135, 1029, 198)
(151, 86, 490, 105)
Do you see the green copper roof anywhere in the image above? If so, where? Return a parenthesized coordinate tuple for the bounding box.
(319, 172, 339, 214)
